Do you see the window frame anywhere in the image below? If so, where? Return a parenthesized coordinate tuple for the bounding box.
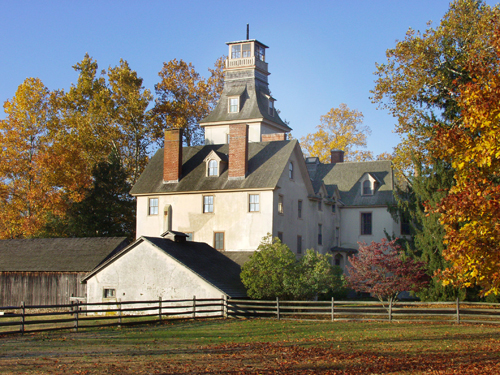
(148, 197, 159, 216)
(208, 159, 218, 176)
(278, 194, 284, 215)
(214, 232, 225, 250)
(318, 224, 323, 245)
(268, 99, 274, 116)
(297, 235, 302, 254)
(249, 193, 260, 212)
(203, 195, 214, 213)
(228, 97, 239, 113)
(362, 180, 373, 196)
(288, 161, 293, 179)
(231, 44, 241, 59)
(298, 200, 302, 219)
(361, 212, 373, 235)
(103, 288, 116, 299)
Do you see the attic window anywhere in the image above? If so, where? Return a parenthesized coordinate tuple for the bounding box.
(228, 97, 239, 113)
(208, 160, 218, 176)
(362, 180, 373, 196)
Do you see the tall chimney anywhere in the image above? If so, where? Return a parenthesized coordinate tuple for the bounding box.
(331, 149, 344, 164)
(229, 124, 248, 179)
(163, 129, 183, 183)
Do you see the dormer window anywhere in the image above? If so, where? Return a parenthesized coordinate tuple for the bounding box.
(228, 97, 239, 113)
(362, 180, 372, 195)
(208, 160, 218, 176)
(268, 99, 274, 116)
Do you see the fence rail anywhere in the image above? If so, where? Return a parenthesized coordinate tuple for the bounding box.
(1, 297, 500, 336)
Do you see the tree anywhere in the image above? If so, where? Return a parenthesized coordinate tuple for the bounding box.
(300, 104, 372, 162)
(240, 235, 343, 300)
(431, 18, 500, 295)
(0, 78, 69, 238)
(51, 151, 136, 240)
(371, 0, 496, 173)
(152, 57, 224, 147)
(345, 239, 429, 310)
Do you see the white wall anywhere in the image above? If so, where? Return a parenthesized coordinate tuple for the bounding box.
(86, 241, 223, 305)
(339, 206, 396, 249)
(136, 190, 274, 251)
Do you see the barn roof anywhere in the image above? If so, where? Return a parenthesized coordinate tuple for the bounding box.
(83, 236, 248, 298)
(0, 237, 128, 272)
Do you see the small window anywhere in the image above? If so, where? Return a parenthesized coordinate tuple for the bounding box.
(242, 43, 251, 58)
(288, 162, 293, 179)
(256, 45, 265, 61)
(103, 289, 116, 298)
(231, 44, 241, 59)
(214, 232, 224, 250)
(278, 195, 284, 215)
(362, 180, 372, 195)
(227, 134, 230, 144)
(249, 194, 260, 212)
(298, 200, 302, 219)
(318, 224, 323, 245)
(148, 198, 159, 215)
(208, 160, 218, 176)
(318, 197, 322, 211)
(229, 97, 239, 113)
(277, 232, 283, 242)
(297, 235, 302, 254)
(268, 100, 274, 116)
(361, 212, 372, 235)
(186, 232, 193, 241)
(203, 195, 214, 213)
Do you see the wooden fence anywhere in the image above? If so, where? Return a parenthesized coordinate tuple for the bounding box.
(226, 298, 500, 325)
(2, 297, 500, 336)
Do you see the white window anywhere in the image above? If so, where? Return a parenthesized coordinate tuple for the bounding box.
(362, 180, 372, 195)
(208, 160, 218, 176)
(278, 195, 284, 215)
(249, 194, 259, 212)
(148, 198, 159, 215)
(203, 195, 214, 213)
(229, 97, 239, 113)
(242, 43, 251, 57)
(288, 162, 293, 179)
(214, 232, 224, 250)
(231, 44, 241, 59)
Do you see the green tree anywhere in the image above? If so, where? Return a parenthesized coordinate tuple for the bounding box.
(241, 235, 343, 300)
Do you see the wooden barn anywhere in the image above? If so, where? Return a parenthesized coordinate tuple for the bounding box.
(0, 237, 128, 306)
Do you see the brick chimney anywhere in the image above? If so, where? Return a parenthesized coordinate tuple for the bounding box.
(163, 129, 183, 183)
(262, 133, 286, 142)
(229, 124, 248, 180)
(331, 149, 344, 164)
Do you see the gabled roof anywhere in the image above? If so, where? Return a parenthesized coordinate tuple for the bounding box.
(83, 237, 247, 298)
(310, 160, 394, 206)
(131, 140, 298, 195)
(0, 237, 128, 272)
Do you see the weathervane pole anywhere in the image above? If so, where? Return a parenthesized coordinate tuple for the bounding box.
(247, 24, 249, 40)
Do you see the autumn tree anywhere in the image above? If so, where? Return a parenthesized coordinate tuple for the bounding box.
(300, 104, 372, 162)
(152, 57, 224, 146)
(241, 235, 343, 300)
(346, 239, 429, 310)
(0, 78, 66, 238)
(432, 17, 500, 295)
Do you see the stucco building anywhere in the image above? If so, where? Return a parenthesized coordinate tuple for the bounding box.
(130, 37, 406, 269)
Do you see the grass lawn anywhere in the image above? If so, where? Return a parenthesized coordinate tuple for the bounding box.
(0, 318, 499, 374)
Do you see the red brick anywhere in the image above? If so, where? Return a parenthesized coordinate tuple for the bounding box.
(229, 124, 248, 179)
(262, 133, 286, 142)
(164, 129, 182, 183)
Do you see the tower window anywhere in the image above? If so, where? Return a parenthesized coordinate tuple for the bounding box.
(268, 100, 274, 116)
(231, 44, 241, 59)
(242, 43, 251, 58)
(228, 97, 239, 113)
(256, 45, 265, 61)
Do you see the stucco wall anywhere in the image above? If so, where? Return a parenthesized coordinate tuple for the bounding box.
(86, 241, 223, 305)
(339, 206, 397, 249)
(136, 190, 274, 251)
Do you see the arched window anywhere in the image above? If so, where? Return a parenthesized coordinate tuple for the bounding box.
(362, 180, 372, 195)
(289, 162, 293, 179)
(208, 160, 218, 176)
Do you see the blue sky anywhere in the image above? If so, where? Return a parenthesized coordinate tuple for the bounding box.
(1, 1, 495, 156)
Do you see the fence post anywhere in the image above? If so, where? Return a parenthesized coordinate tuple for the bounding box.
(331, 297, 335, 322)
(159, 297, 162, 321)
(221, 295, 225, 318)
(276, 297, 280, 320)
(118, 298, 122, 327)
(74, 301, 79, 333)
(193, 295, 196, 320)
(20, 301, 25, 335)
(389, 300, 393, 322)
(456, 297, 460, 324)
